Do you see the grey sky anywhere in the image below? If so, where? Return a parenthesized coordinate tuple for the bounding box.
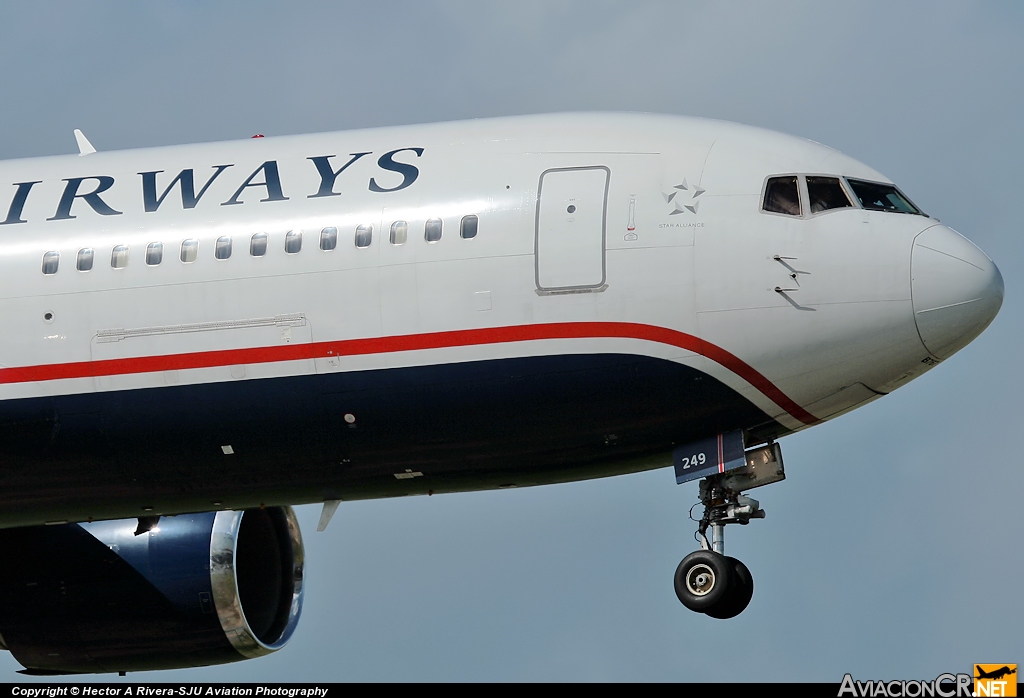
(1, 0, 1020, 682)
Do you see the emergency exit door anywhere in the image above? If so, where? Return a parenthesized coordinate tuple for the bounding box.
(535, 166, 610, 292)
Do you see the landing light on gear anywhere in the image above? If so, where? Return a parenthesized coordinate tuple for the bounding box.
(671, 439, 785, 619)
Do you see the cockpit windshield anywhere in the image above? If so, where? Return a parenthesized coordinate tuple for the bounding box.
(807, 176, 852, 213)
(846, 179, 924, 215)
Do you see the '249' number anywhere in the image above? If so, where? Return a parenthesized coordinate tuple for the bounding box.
(680, 452, 707, 469)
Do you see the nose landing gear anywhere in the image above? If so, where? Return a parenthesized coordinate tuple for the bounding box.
(675, 550, 754, 619)
(673, 441, 784, 619)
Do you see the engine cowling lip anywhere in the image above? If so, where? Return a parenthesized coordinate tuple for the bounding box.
(210, 507, 304, 660)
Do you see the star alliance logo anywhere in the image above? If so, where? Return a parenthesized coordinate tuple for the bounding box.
(663, 178, 705, 215)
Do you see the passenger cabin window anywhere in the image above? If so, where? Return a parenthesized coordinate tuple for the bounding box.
(41, 251, 59, 275)
(285, 230, 302, 254)
(250, 233, 268, 257)
(390, 221, 408, 246)
(425, 218, 443, 243)
(846, 179, 923, 215)
(146, 242, 163, 266)
(320, 227, 338, 251)
(215, 236, 232, 260)
(763, 177, 801, 216)
(807, 177, 852, 213)
(180, 239, 199, 263)
(460, 215, 478, 239)
(355, 224, 372, 248)
(111, 245, 129, 269)
(77, 248, 94, 272)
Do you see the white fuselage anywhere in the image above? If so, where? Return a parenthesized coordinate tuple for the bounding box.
(0, 113, 1003, 526)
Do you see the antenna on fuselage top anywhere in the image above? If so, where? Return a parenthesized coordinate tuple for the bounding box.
(74, 129, 96, 155)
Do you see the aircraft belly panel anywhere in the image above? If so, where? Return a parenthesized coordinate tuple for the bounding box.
(0, 352, 786, 528)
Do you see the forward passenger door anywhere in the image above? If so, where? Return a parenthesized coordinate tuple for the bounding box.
(535, 166, 610, 293)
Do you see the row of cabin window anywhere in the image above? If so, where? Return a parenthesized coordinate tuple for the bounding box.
(40, 215, 480, 275)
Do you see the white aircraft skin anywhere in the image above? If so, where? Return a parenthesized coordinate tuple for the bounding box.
(0, 113, 1003, 672)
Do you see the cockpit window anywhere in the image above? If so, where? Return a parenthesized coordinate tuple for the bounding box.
(763, 176, 801, 216)
(807, 177, 852, 213)
(846, 179, 923, 215)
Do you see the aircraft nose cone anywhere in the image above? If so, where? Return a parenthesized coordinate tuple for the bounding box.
(911, 225, 1003, 359)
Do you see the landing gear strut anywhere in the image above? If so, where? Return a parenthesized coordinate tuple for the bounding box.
(673, 441, 785, 619)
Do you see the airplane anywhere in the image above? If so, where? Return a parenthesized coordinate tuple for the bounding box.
(0, 112, 1002, 674)
(976, 667, 1017, 681)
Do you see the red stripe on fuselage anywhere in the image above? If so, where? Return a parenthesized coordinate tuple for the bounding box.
(0, 322, 820, 425)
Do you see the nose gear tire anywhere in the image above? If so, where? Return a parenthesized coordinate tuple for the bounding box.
(674, 550, 732, 612)
(704, 556, 753, 619)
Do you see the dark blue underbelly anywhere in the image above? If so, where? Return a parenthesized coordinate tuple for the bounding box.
(0, 353, 787, 526)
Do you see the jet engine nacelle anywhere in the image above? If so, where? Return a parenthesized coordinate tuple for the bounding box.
(0, 507, 303, 675)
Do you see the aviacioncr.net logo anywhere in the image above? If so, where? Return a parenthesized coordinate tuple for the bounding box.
(838, 673, 973, 697)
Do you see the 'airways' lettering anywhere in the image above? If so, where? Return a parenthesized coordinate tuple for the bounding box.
(307, 153, 372, 198)
(221, 161, 289, 206)
(369, 148, 424, 193)
(47, 176, 122, 220)
(139, 165, 233, 212)
(13, 145, 424, 223)
(0, 181, 41, 225)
